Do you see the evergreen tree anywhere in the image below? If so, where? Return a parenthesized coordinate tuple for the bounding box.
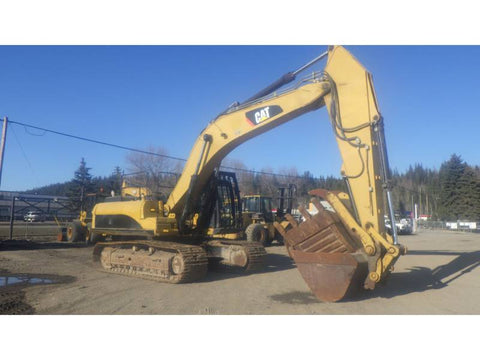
(110, 166, 123, 196)
(438, 154, 467, 221)
(66, 158, 95, 213)
(457, 165, 480, 220)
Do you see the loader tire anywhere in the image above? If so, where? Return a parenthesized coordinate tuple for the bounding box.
(66, 221, 85, 243)
(245, 223, 271, 247)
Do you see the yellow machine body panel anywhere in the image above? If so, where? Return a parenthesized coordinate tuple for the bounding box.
(92, 199, 177, 236)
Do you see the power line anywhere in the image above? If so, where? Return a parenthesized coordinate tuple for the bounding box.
(6, 118, 329, 181)
(8, 119, 188, 162)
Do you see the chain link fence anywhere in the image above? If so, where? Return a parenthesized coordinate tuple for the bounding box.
(417, 220, 479, 233)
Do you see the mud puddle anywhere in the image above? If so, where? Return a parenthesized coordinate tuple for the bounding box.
(1, 276, 54, 287)
(0, 272, 76, 315)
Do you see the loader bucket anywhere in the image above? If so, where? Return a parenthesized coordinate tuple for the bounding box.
(278, 197, 370, 302)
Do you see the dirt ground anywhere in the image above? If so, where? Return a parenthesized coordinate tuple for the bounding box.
(0, 229, 479, 315)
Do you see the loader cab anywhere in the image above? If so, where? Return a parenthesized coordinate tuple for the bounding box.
(242, 195, 274, 223)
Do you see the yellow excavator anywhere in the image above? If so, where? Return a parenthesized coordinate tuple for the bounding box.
(88, 46, 405, 301)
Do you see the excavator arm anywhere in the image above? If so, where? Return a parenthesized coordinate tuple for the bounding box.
(324, 46, 394, 237)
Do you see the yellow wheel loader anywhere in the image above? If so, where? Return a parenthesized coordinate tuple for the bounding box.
(63, 192, 104, 244)
(87, 46, 404, 301)
(242, 194, 276, 246)
(242, 184, 296, 246)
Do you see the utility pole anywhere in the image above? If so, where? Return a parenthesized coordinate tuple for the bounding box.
(0, 116, 8, 188)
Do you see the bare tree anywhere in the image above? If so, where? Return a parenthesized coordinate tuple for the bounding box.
(222, 159, 303, 206)
(221, 158, 257, 196)
(277, 166, 301, 208)
(125, 146, 184, 200)
(256, 166, 278, 198)
(277, 166, 300, 187)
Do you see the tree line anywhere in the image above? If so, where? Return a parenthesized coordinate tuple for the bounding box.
(391, 154, 480, 221)
(25, 150, 480, 221)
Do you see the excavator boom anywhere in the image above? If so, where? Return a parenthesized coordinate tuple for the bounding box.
(166, 74, 331, 221)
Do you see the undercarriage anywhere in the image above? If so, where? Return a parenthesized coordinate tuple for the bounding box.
(93, 238, 266, 283)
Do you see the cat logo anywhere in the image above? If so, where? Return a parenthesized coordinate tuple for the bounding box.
(245, 105, 283, 126)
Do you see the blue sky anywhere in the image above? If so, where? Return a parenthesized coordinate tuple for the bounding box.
(1, 45, 479, 191)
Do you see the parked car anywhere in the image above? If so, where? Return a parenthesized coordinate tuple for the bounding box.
(23, 211, 46, 222)
(385, 216, 413, 235)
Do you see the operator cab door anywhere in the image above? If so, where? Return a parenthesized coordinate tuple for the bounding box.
(209, 172, 243, 233)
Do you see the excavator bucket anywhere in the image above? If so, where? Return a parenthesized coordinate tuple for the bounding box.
(290, 250, 368, 302)
(276, 197, 369, 302)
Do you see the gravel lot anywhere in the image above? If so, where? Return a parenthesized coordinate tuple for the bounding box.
(0, 229, 479, 314)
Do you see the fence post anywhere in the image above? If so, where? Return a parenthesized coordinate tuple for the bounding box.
(9, 195, 15, 241)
